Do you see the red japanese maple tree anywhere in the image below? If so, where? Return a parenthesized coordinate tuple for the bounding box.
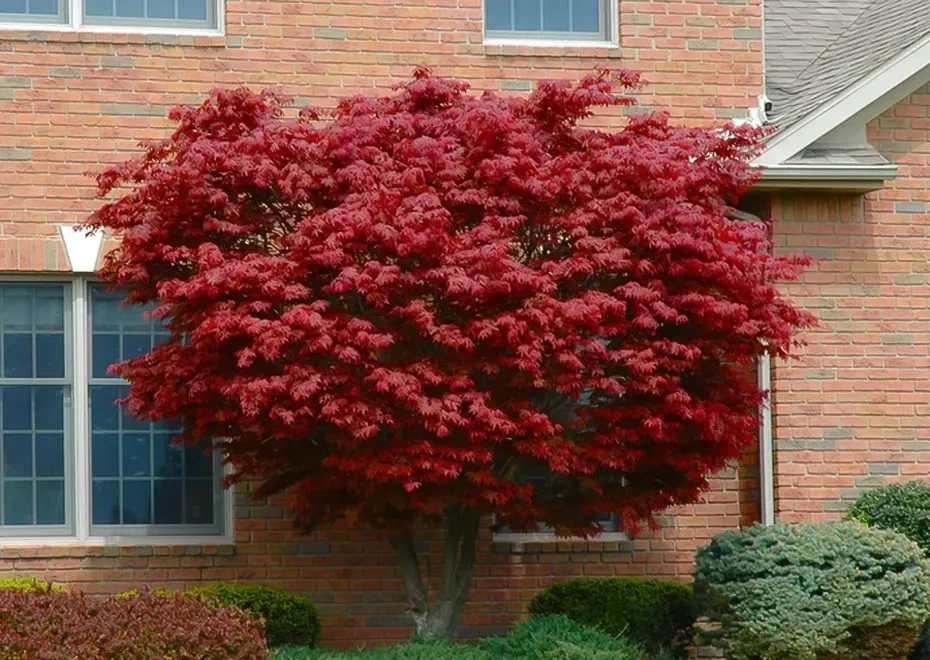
(85, 68, 812, 638)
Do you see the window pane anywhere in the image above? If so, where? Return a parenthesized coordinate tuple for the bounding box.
(33, 291, 63, 331)
(28, 0, 57, 12)
(153, 434, 182, 477)
(486, 0, 511, 30)
(3, 481, 33, 525)
(3, 434, 32, 478)
(85, 0, 111, 14)
(36, 334, 64, 379)
(571, 0, 599, 32)
(115, 0, 143, 16)
(35, 434, 64, 478)
(92, 335, 120, 379)
(92, 480, 120, 524)
(91, 292, 121, 331)
(92, 433, 120, 478)
(148, 0, 172, 17)
(3, 334, 32, 378)
(2, 387, 32, 431)
(0, 0, 27, 12)
(513, 0, 540, 30)
(122, 334, 151, 361)
(120, 302, 149, 333)
(185, 480, 214, 524)
(543, 0, 569, 31)
(35, 386, 64, 432)
(122, 433, 150, 477)
(177, 0, 206, 20)
(185, 443, 213, 478)
(90, 385, 121, 432)
(122, 408, 150, 431)
(4, 482, 32, 525)
(122, 481, 151, 524)
(2, 289, 32, 332)
(36, 481, 65, 525)
(154, 479, 182, 523)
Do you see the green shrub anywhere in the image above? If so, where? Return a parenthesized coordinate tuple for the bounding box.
(275, 642, 492, 660)
(846, 481, 930, 554)
(528, 577, 694, 656)
(484, 616, 643, 660)
(694, 521, 930, 660)
(0, 577, 64, 593)
(189, 583, 321, 648)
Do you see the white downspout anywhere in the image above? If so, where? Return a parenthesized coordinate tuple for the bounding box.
(758, 352, 775, 525)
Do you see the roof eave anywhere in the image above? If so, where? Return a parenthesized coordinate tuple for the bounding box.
(754, 164, 899, 193)
(756, 30, 930, 166)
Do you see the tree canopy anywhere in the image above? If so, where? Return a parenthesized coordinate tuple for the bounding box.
(87, 68, 812, 540)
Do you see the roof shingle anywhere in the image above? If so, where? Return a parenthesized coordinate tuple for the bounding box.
(765, 0, 930, 132)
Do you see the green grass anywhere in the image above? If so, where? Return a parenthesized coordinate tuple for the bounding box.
(273, 642, 492, 659)
(273, 648, 324, 659)
(271, 616, 649, 660)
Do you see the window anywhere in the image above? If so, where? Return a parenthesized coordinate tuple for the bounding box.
(0, 0, 218, 31)
(0, 285, 70, 534)
(493, 467, 625, 541)
(88, 285, 222, 536)
(484, 0, 613, 43)
(0, 0, 63, 24)
(0, 280, 226, 541)
(84, 0, 211, 28)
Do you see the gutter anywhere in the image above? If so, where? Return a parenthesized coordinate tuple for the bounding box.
(758, 352, 775, 526)
(754, 163, 898, 193)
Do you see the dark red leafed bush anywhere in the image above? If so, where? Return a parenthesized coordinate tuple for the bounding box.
(0, 588, 269, 659)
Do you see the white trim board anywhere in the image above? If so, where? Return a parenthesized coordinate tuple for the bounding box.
(758, 31, 930, 166)
(59, 226, 104, 273)
(758, 163, 898, 187)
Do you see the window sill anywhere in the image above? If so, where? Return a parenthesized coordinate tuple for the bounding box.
(0, 535, 234, 548)
(0, 21, 223, 39)
(481, 37, 620, 58)
(493, 532, 629, 544)
(483, 37, 617, 49)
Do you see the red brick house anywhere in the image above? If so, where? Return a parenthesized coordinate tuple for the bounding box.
(0, 0, 927, 647)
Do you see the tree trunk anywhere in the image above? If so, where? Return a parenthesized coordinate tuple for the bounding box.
(390, 506, 482, 640)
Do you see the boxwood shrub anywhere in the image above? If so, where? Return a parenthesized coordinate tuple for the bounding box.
(189, 583, 321, 648)
(0, 577, 64, 592)
(694, 521, 930, 660)
(528, 577, 694, 656)
(846, 481, 930, 554)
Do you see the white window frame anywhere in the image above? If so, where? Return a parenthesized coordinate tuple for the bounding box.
(493, 514, 628, 543)
(0, 0, 223, 35)
(482, 0, 619, 48)
(0, 275, 233, 546)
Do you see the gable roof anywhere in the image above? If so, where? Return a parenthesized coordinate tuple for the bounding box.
(765, 0, 930, 134)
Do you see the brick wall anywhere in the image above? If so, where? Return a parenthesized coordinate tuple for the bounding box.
(0, 0, 764, 268)
(772, 83, 930, 523)
(0, 0, 765, 646)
